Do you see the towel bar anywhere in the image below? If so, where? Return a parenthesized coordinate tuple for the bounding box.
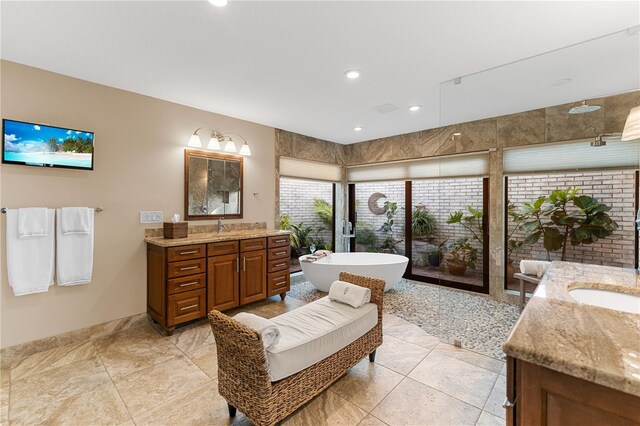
(1, 207, 104, 214)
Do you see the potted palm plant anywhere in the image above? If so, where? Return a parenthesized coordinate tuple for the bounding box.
(447, 238, 478, 276)
(412, 207, 437, 262)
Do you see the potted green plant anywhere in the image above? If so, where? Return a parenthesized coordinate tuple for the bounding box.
(355, 222, 377, 252)
(505, 203, 527, 279)
(426, 239, 448, 267)
(289, 222, 313, 258)
(412, 207, 437, 259)
(447, 205, 484, 245)
(447, 238, 478, 276)
(518, 187, 619, 261)
(378, 201, 398, 253)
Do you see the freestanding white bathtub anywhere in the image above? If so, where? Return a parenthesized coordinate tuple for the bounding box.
(300, 252, 409, 292)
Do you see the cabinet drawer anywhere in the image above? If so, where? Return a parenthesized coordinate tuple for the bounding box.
(167, 288, 206, 326)
(267, 258, 290, 274)
(268, 235, 290, 248)
(167, 273, 206, 295)
(167, 258, 206, 279)
(208, 240, 239, 256)
(167, 244, 206, 262)
(240, 238, 267, 252)
(268, 246, 290, 260)
(267, 270, 290, 297)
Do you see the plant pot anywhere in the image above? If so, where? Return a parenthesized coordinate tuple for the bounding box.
(380, 248, 393, 254)
(506, 260, 515, 280)
(413, 240, 429, 253)
(447, 260, 467, 276)
(427, 253, 441, 267)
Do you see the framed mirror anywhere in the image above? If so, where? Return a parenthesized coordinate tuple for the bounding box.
(184, 149, 243, 220)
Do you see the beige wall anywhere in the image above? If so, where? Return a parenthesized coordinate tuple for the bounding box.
(0, 61, 276, 348)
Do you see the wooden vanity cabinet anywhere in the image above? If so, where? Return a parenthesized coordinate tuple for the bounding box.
(507, 357, 640, 425)
(147, 234, 290, 335)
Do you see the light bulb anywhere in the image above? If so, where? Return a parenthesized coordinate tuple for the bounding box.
(239, 142, 251, 156)
(224, 139, 237, 153)
(208, 0, 228, 6)
(207, 135, 221, 150)
(187, 133, 202, 148)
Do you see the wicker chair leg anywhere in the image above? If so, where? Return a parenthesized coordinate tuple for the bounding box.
(369, 350, 376, 362)
(228, 404, 236, 418)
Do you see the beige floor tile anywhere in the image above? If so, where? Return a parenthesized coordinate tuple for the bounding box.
(11, 340, 97, 381)
(371, 378, 481, 426)
(375, 334, 431, 375)
(432, 342, 503, 373)
(408, 351, 498, 409)
(330, 359, 403, 412)
(483, 374, 506, 419)
(94, 325, 182, 380)
(0, 372, 7, 424)
(382, 320, 440, 350)
(89, 313, 149, 341)
(251, 297, 308, 319)
(114, 355, 209, 416)
(9, 382, 130, 426)
(476, 411, 504, 426)
(382, 313, 404, 329)
(170, 322, 215, 355)
(133, 381, 251, 426)
(500, 362, 506, 376)
(283, 390, 367, 426)
(358, 414, 389, 426)
(10, 357, 111, 420)
(188, 342, 219, 380)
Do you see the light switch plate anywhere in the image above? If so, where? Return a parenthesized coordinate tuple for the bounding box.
(140, 211, 164, 224)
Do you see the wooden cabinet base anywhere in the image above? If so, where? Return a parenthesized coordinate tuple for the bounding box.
(509, 358, 640, 425)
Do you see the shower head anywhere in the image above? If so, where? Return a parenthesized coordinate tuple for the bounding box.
(568, 100, 601, 114)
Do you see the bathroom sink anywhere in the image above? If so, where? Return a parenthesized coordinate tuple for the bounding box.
(569, 287, 640, 314)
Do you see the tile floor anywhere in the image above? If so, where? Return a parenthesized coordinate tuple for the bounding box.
(1, 295, 507, 426)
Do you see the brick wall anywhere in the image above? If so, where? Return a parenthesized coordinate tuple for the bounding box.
(279, 177, 333, 248)
(508, 171, 637, 268)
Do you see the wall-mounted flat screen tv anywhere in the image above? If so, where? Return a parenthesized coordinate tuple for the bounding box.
(2, 119, 94, 170)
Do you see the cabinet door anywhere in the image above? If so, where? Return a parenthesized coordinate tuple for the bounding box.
(208, 253, 240, 312)
(240, 250, 267, 305)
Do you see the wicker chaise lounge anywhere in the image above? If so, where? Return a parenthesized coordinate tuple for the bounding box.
(208, 272, 384, 426)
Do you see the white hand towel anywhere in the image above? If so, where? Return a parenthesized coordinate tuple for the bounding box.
(56, 208, 94, 286)
(60, 207, 90, 235)
(233, 312, 280, 349)
(17, 207, 49, 238)
(520, 260, 551, 278)
(328, 280, 371, 308)
(6, 209, 55, 295)
(233, 312, 281, 349)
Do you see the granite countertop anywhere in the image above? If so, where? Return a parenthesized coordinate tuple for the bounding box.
(145, 229, 290, 247)
(503, 261, 640, 397)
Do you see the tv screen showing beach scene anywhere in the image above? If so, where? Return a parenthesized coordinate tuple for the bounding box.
(2, 119, 94, 170)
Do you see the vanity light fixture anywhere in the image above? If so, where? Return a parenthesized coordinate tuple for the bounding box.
(622, 106, 640, 141)
(187, 128, 251, 156)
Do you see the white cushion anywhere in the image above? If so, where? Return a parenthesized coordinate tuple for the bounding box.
(266, 296, 378, 381)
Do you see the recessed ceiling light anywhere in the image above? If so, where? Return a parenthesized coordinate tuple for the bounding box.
(345, 70, 361, 79)
(353, 126, 363, 131)
(453, 132, 462, 136)
(208, 0, 228, 7)
(408, 105, 421, 112)
(552, 78, 572, 86)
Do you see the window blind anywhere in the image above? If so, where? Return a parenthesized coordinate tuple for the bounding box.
(503, 139, 640, 174)
(346, 152, 490, 183)
(279, 157, 342, 182)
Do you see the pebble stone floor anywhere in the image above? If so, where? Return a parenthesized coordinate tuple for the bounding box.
(0, 283, 513, 426)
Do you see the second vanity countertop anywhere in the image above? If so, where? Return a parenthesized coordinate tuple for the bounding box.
(503, 261, 640, 397)
(145, 229, 291, 248)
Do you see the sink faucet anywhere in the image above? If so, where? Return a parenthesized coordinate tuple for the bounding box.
(218, 217, 224, 234)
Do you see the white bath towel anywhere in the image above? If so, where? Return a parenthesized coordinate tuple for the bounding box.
(6, 209, 55, 296)
(17, 207, 49, 238)
(56, 208, 94, 286)
(233, 312, 281, 349)
(60, 207, 90, 235)
(520, 260, 551, 278)
(328, 280, 371, 308)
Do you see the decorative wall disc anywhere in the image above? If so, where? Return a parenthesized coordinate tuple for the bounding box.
(368, 192, 387, 215)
